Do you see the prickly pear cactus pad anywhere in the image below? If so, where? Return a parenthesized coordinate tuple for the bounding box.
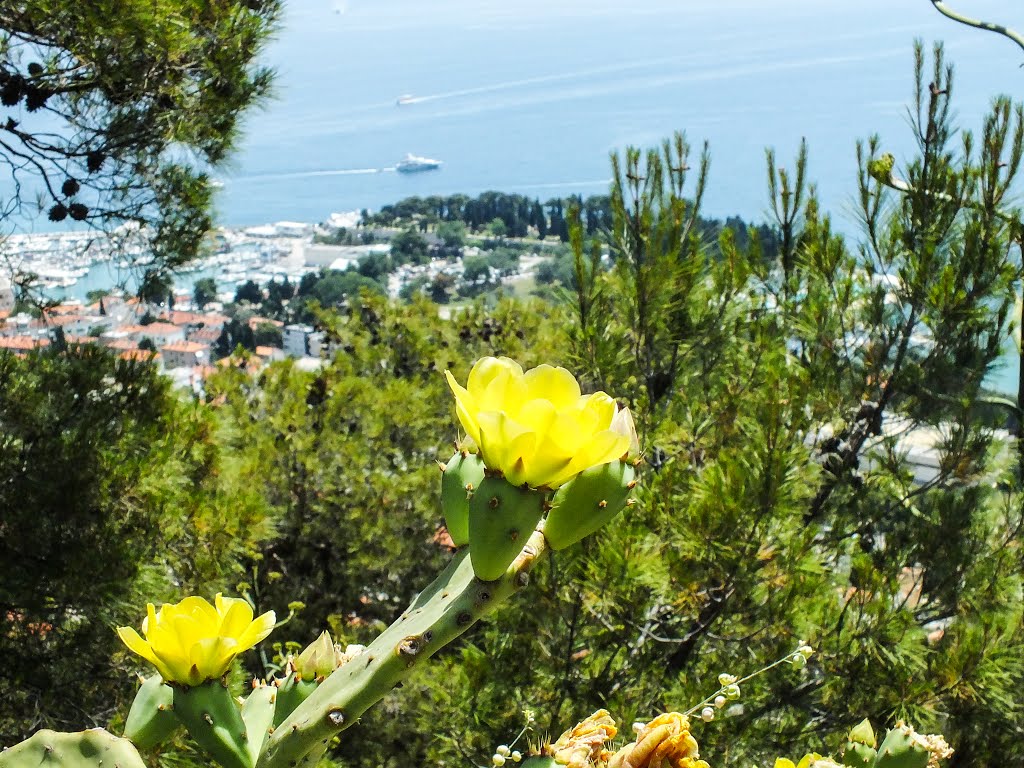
(440, 449, 486, 546)
(544, 460, 636, 550)
(0, 729, 147, 768)
(444, 357, 634, 489)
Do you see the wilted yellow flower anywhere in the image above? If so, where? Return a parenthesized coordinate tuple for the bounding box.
(445, 357, 632, 489)
(117, 594, 276, 687)
(545, 709, 619, 768)
(608, 713, 707, 768)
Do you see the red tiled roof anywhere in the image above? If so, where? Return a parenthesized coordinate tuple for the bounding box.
(0, 336, 49, 350)
(106, 338, 139, 351)
(189, 327, 222, 343)
(162, 340, 209, 353)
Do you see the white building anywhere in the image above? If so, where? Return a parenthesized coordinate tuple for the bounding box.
(161, 340, 210, 369)
(0, 277, 14, 314)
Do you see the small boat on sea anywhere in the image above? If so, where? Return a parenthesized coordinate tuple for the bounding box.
(395, 153, 442, 173)
(396, 94, 416, 105)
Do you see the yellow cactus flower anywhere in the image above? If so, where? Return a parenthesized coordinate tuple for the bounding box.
(117, 594, 276, 687)
(445, 357, 632, 489)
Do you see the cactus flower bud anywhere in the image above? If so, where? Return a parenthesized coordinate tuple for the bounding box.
(294, 630, 339, 681)
(117, 595, 275, 687)
(848, 720, 876, 748)
(445, 358, 630, 489)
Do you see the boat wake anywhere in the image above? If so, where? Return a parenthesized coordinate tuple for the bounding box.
(232, 167, 396, 182)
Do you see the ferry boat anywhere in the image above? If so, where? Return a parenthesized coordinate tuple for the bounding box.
(395, 153, 442, 173)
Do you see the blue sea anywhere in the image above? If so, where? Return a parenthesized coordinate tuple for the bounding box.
(219, 0, 1023, 230)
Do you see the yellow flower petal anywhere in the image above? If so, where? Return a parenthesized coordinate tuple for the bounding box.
(235, 610, 277, 651)
(477, 411, 537, 485)
(189, 636, 239, 684)
(216, 596, 254, 638)
(522, 365, 580, 407)
(467, 356, 522, 396)
(445, 370, 481, 444)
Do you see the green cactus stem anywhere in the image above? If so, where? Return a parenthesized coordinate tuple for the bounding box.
(874, 726, 929, 768)
(468, 475, 546, 581)
(241, 685, 277, 768)
(273, 675, 318, 728)
(520, 758, 558, 768)
(172, 680, 253, 768)
(0, 729, 146, 768)
(257, 528, 548, 768)
(843, 742, 877, 768)
(441, 450, 485, 546)
(544, 461, 636, 550)
(123, 674, 178, 750)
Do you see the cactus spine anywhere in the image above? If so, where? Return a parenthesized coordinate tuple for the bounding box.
(123, 674, 178, 749)
(0, 729, 146, 768)
(441, 450, 485, 546)
(256, 528, 547, 768)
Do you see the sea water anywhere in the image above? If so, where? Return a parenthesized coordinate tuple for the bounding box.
(219, 0, 1022, 228)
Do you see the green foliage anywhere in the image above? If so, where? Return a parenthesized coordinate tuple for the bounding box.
(235, 280, 264, 305)
(437, 220, 467, 250)
(390, 227, 431, 266)
(462, 254, 491, 285)
(486, 247, 521, 277)
(253, 322, 283, 349)
(194, 278, 219, 310)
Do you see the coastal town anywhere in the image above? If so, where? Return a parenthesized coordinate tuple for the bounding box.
(0, 209, 554, 393)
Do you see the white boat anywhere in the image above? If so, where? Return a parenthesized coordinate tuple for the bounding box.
(396, 94, 416, 105)
(395, 153, 442, 173)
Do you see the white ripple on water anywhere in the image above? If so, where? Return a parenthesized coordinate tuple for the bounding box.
(227, 167, 396, 183)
